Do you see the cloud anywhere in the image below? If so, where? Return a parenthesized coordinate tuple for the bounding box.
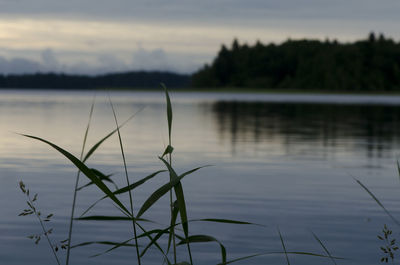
(0, 47, 203, 75)
(41, 48, 59, 70)
(0, 56, 42, 74)
(0, 0, 398, 74)
(0, 0, 399, 23)
(132, 48, 170, 71)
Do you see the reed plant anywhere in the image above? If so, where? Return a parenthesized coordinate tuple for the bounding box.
(19, 87, 340, 265)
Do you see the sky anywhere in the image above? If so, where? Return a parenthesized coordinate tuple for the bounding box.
(0, 0, 399, 75)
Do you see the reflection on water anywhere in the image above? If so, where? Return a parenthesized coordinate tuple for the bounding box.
(2, 90, 400, 265)
(212, 101, 400, 159)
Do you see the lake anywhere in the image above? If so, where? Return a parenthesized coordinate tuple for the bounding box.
(1, 90, 400, 265)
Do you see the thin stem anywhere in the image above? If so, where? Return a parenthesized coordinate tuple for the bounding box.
(66, 96, 95, 265)
(109, 96, 141, 265)
(28, 196, 61, 265)
(169, 148, 177, 263)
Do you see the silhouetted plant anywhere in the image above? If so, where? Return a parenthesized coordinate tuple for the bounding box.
(19, 88, 341, 265)
(18, 181, 63, 265)
(378, 224, 399, 263)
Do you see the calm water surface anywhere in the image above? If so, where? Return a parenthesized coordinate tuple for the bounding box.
(2, 90, 400, 265)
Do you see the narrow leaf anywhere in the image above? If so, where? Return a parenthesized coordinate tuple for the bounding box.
(177, 235, 226, 264)
(72, 240, 136, 248)
(354, 178, 400, 226)
(163, 84, 173, 143)
(137, 166, 199, 218)
(76, 215, 151, 222)
(278, 227, 290, 265)
(311, 231, 337, 265)
(161, 145, 174, 158)
(159, 157, 188, 236)
(20, 134, 130, 216)
(82, 108, 143, 163)
(79, 170, 165, 217)
(216, 251, 345, 265)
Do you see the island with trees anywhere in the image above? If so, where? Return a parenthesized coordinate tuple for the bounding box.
(0, 33, 399, 92)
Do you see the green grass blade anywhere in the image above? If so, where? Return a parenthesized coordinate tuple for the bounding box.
(191, 218, 263, 226)
(21, 133, 130, 216)
(77, 169, 116, 191)
(310, 231, 337, 265)
(177, 235, 226, 264)
(87, 223, 171, 259)
(163, 84, 173, 143)
(79, 170, 165, 217)
(140, 228, 170, 257)
(161, 145, 174, 158)
(159, 157, 193, 264)
(76, 215, 151, 222)
(82, 108, 143, 163)
(278, 227, 290, 265)
(159, 157, 189, 234)
(108, 95, 141, 265)
(72, 240, 136, 249)
(88, 238, 136, 257)
(136, 167, 196, 218)
(66, 96, 95, 265)
(354, 178, 400, 226)
(113, 170, 166, 195)
(216, 251, 345, 265)
(397, 160, 400, 182)
(168, 200, 179, 253)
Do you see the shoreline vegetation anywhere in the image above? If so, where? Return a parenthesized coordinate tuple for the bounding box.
(1, 33, 400, 93)
(18, 88, 342, 265)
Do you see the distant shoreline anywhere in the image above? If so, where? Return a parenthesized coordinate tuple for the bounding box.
(2, 86, 400, 96)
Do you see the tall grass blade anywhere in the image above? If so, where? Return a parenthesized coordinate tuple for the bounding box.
(397, 160, 400, 182)
(72, 240, 136, 248)
(82, 108, 143, 163)
(139, 228, 169, 257)
(88, 238, 135, 257)
(163, 84, 173, 144)
(311, 231, 337, 265)
(168, 200, 179, 253)
(139, 201, 179, 258)
(78, 169, 116, 191)
(20, 134, 131, 216)
(177, 235, 226, 264)
(66, 97, 95, 265)
(113, 170, 166, 195)
(108, 96, 141, 265)
(216, 251, 345, 265)
(278, 227, 290, 265)
(191, 218, 263, 226)
(158, 156, 194, 264)
(159, 157, 189, 234)
(163, 84, 178, 263)
(354, 178, 400, 226)
(136, 166, 203, 218)
(140, 215, 259, 259)
(79, 170, 165, 217)
(76, 215, 151, 222)
(87, 224, 172, 264)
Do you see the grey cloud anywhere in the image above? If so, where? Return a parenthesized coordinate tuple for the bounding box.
(131, 48, 203, 73)
(0, 56, 42, 74)
(132, 48, 170, 71)
(0, 48, 203, 75)
(41, 49, 59, 71)
(0, 0, 398, 24)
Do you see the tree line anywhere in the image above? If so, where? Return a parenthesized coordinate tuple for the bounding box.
(0, 71, 190, 89)
(1, 33, 399, 91)
(192, 33, 400, 91)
